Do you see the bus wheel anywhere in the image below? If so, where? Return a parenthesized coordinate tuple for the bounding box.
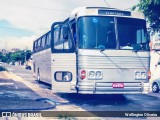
(152, 83, 159, 93)
(37, 68, 40, 82)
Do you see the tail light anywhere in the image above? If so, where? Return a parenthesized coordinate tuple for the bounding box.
(80, 70, 86, 80)
(148, 71, 151, 79)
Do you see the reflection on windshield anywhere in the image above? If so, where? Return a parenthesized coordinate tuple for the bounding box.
(78, 17, 116, 49)
(78, 16, 149, 50)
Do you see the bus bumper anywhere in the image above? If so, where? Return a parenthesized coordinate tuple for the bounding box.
(76, 82, 150, 94)
(142, 82, 150, 94)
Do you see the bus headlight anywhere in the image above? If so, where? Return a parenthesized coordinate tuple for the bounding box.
(141, 72, 147, 79)
(135, 71, 147, 80)
(89, 71, 95, 79)
(88, 70, 102, 80)
(96, 71, 102, 79)
(135, 72, 141, 79)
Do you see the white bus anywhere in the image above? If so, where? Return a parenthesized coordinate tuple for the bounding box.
(33, 7, 150, 94)
(33, 31, 52, 84)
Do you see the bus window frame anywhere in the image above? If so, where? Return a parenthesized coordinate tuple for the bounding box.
(33, 41, 36, 52)
(33, 31, 52, 54)
(41, 35, 46, 48)
(76, 16, 149, 51)
(37, 38, 42, 51)
(35, 41, 38, 52)
(70, 19, 77, 48)
(51, 22, 75, 53)
(46, 32, 51, 47)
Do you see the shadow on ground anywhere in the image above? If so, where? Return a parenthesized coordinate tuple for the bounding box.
(58, 93, 128, 106)
(57, 92, 160, 111)
(0, 78, 55, 111)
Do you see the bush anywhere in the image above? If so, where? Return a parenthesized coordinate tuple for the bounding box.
(0, 66, 7, 71)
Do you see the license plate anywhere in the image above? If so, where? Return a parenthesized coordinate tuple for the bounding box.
(112, 83, 124, 88)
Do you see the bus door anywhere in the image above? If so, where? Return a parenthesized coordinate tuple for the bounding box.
(51, 22, 77, 93)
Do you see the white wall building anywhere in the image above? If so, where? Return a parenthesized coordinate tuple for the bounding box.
(150, 31, 160, 80)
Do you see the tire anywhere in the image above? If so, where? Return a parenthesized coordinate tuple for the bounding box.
(152, 83, 159, 93)
(37, 68, 40, 82)
(28, 66, 31, 70)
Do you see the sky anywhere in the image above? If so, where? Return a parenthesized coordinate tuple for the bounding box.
(0, 0, 139, 50)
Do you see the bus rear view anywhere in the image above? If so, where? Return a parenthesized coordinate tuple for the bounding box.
(51, 7, 150, 94)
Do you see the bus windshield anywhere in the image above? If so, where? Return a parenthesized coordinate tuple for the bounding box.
(78, 16, 149, 50)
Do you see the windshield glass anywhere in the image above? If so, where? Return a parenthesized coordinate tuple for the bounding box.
(78, 16, 149, 50)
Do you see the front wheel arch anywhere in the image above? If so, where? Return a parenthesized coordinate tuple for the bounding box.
(152, 82, 159, 93)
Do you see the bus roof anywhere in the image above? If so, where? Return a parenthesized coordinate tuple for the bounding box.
(69, 7, 145, 21)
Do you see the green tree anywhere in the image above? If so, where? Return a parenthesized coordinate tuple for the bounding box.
(0, 52, 8, 62)
(133, 0, 160, 31)
(0, 52, 3, 62)
(25, 50, 31, 61)
(1, 56, 8, 62)
(5, 52, 12, 63)
(11, 51, 21, 61)
(1, 50, 32, 65)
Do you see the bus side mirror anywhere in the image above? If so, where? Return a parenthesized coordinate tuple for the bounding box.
(62, 26, 69, 40)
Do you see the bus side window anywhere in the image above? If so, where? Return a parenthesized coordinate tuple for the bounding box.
(41, 36, 46, 49)
(33, 42, 36, 52)
(53, 23, 74, 52)
(62, 25, 73, 50)
(35, 41, 38, 52)
(54, 26, 65, 49)
(71, 22, 76, 44)
(46, 32, 51, 46)
(45, 34, 47, 48)
(37, 38, 42, 51)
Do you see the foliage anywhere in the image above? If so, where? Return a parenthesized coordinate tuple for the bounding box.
(0, 52, 8, 63)
(0, 66, 7, 71)
(133, 0, 160, 31)
(11, 51, 23, 62)
(0, 53, 3, 61)
(0, 50, 32, 65)
(25, 50, 32, 61)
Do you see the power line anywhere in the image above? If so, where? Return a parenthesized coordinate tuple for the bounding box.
(103, 0, 110, 7)
(0, 27, 49, 30)
(0, 0, 70, 12)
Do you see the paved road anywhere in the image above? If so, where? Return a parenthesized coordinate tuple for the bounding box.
(1, 64, 160, 119)
(0, 77, 53, 111)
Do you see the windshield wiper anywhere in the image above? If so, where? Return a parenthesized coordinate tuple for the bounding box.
(132, 43, 147, 52)
(100, 48, 105, 53)
(132, 49, 139, 53)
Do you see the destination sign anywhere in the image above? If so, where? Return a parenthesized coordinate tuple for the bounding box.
(98, 10, 131, 16)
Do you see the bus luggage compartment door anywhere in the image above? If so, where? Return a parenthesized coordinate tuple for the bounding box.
(51, 53, 76, 93)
